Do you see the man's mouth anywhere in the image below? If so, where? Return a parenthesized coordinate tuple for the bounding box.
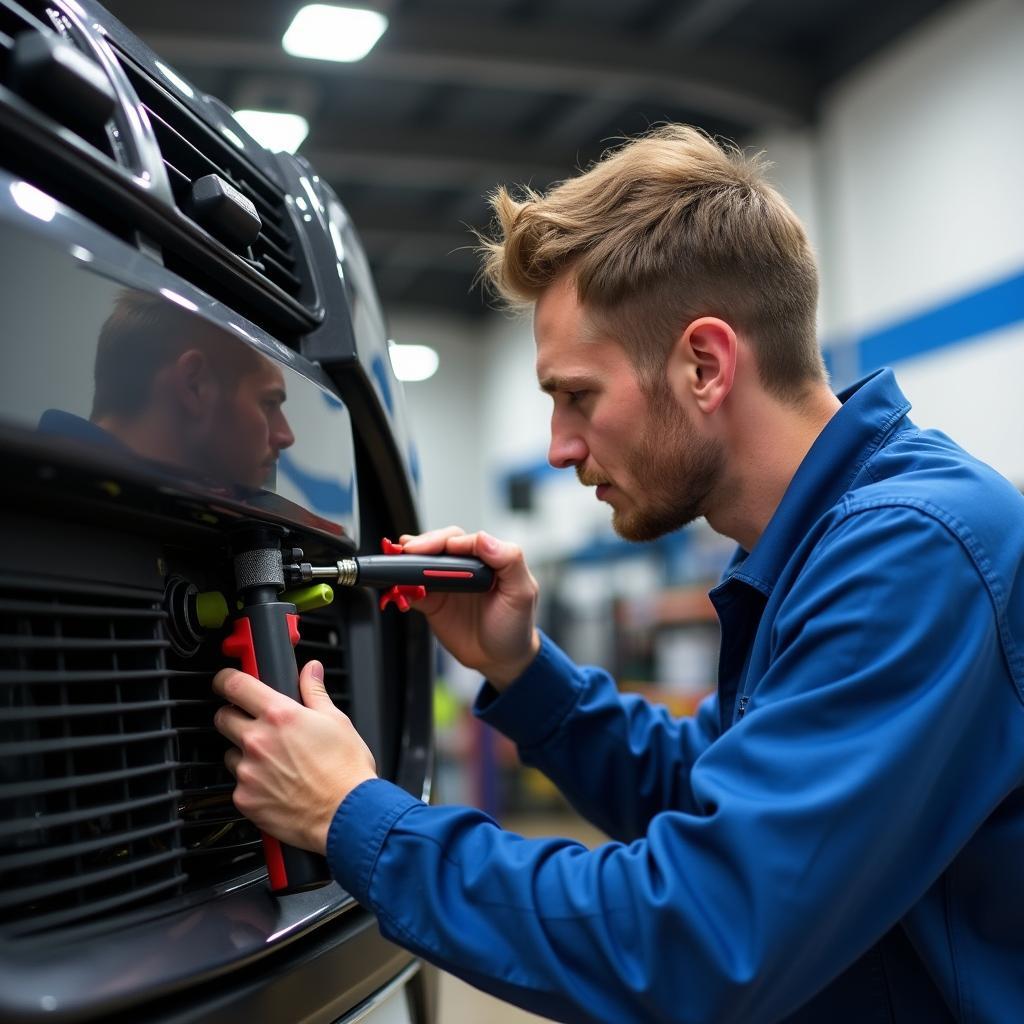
(576, 469, 612, 499)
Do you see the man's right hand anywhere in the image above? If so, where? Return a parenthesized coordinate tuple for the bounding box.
(398, 526, 541, 690)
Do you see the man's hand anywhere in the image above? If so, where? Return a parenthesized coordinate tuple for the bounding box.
(399, 526, 541, 690)
(212, 660, 376, 855)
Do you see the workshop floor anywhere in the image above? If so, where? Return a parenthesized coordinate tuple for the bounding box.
(435, 811, 606, 1024)
(438, 973, 555, 1024)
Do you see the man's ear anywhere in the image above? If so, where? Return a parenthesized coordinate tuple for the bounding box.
(171, 349, 215, 419)
(666, 317, 737, 415)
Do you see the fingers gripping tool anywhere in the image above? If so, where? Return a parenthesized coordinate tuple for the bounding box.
(220, 529, 494, 894)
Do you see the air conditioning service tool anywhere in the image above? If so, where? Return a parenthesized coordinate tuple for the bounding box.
(220, 528, 493, 894)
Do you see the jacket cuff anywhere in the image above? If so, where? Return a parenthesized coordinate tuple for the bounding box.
(326, 777, 421, 905)
(473, 631, 584, 749)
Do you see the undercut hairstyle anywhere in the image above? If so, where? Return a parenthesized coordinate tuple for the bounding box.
(91, 290, 260, 420)
(477, 125, 825, 402)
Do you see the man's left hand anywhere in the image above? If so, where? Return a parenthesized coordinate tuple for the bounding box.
(212, 660, 377, 856)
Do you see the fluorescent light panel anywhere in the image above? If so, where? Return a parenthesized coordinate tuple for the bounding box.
(390, 344, 439, 382)
(233, 110, 309, 154)
(282, 5, 388, 63)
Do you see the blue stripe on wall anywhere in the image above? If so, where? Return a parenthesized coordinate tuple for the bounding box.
(842, 266, 1024, 378)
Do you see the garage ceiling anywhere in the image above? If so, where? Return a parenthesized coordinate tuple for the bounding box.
(99, 0, 954, 319)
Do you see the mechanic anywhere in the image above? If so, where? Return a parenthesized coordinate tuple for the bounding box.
(212, 126, 1024, 1022)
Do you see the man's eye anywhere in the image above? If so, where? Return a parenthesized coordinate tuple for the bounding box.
(566, 390, 588, 405)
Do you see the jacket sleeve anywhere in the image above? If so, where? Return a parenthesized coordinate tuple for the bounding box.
(326, 506, 1024, 1024)
(472, 632, 722, 839)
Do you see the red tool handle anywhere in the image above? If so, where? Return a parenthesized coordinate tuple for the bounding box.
(222, 608, 332, 894)
(374, 537, 494, 611)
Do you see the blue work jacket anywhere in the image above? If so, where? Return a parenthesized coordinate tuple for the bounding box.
(327, 369, 1024, 1023)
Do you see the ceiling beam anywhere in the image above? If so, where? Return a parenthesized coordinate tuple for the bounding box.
(140, 13, 813, 128)
(300, 123, 573, 189)
(540, 90, 625, 146)
(662, 0, 759, 44)
(359, 228, 480, 269)
(347, 204, 483, 273)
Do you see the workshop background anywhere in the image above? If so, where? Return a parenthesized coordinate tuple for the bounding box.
(103, 0, 1023, 1020)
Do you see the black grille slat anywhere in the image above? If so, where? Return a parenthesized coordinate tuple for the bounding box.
(0, 668, 184, 685)
(1, 699, 194, 720)
(10, 875, 188, 939)
(144, 106, 222, 183)
(0, 848, 182, 909)
(162, 157, 191, 193)
(0, 597, 164, 618)
(253, 214, 291, 253)
(258, 253, 302, 296)
(253, 228, 296, 269)
(0, 1, 49, 37)
(0, 818, 181, 872)
(0, 727, 176, 757)
(295, 610, 352, 713)
(0, 761, 176, 799)
(0, 790, 179, 839)
(0, 634, 167, 651)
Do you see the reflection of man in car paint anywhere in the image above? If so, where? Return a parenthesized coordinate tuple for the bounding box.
(90, 291, 295, 489)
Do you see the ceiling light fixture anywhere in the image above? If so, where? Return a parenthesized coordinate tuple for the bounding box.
(282, 5, 389, 63)
(233, 110, 310, 153)
(389, 343, 439, 383)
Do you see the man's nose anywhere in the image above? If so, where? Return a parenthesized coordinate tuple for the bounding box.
(272, 415, 295, 452)
(547, 418, 587, 469)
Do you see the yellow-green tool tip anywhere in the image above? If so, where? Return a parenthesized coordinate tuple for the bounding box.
(282, 583, 335, 613)
(195, 590, 229, 629)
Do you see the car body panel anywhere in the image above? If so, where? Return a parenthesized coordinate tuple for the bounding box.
(0, 1, 435, 1020)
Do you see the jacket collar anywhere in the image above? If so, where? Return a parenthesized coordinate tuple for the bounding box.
(721, 368, 912, 597)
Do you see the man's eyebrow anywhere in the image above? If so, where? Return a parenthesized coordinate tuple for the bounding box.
(538, 374, 600, 395)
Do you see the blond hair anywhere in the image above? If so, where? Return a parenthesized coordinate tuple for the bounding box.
(478, 125, 824, 400)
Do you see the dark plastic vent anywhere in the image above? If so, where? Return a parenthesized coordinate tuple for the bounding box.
(0, 577, 184, 940)
(0, 575, 353, 940)
(0, 1, 41, 69)
(0, 0, 117, 161)
(295, 607, 354, 717)
(111, 45, 305, 303)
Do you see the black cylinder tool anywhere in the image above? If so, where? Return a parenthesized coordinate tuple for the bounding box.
(221, 525, 332, 895)
(285, 539, 495, 612)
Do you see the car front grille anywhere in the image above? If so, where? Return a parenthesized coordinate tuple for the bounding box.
(111, 44, 307, 304)
(0, 574, 351, 941)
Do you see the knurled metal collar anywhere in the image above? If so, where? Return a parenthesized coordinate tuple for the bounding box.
(233, 547, 285, 590)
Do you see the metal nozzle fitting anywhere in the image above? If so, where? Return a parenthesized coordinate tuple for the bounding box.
(334, 558, 358, 587)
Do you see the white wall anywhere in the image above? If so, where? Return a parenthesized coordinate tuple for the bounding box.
(755, 0, 1024, 482)
(822, 0, 1024, 336)
(388, 310, 485, 533)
